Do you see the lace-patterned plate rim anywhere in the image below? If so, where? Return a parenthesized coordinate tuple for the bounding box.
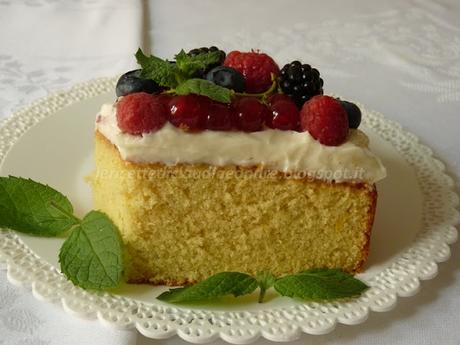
(0, 77, 458, 344)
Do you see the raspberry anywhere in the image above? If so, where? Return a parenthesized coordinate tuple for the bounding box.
(168, 95, 209, 131)
(232, 97, 268, 132)
(224, 50, 280, 93)
(116, 92, 167, 135)
(266, 99, 300, 131)
(300, 95, 349, 146)
(205, 102, 235, 131)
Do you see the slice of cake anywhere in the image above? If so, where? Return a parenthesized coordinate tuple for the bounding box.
(91, 48, 386, 285)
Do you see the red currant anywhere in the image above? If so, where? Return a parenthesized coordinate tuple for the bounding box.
(266, 99, 300, 131)
(267, 93, 293, 105)
(205, 102, 235, 131)
(169, 95, 209, 131)
(232, 97, 268, 132)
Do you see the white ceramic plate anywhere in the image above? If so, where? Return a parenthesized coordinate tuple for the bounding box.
(0, 78, 458, 344)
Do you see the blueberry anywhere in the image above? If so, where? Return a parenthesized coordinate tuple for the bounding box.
(116, 69, 161, 97)
(340, 100, 362, 129)
(206, 66, 245, 92)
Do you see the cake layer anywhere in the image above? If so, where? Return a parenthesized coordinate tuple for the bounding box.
(96, 103, 386, 184)
(92, 131, 377, 285)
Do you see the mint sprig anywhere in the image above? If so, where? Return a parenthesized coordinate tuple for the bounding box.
(175, 49, 221, 78)
(256, 271, 276, 303)
(135, 48, 233, 103)
(158, 269, 368, 304)
(176, 79, 233, 103)
(157, 272, 258, 303)
(0, 176, 123, 290)
(135, 48, 178, 88)
(274, 269, 369, 301)
(0, 176, 79, 236)
(59, 211, 123, 290)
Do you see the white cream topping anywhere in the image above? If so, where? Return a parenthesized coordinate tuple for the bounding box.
(96, 103, 386, 183)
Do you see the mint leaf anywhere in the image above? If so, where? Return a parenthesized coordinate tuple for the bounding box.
(135, 48, 178, 88)
(274, 269, 369, 301)
(59, 210, 124, 290)
(0, 176, 79, 236)
(157, 272, 258, 303)
(256, 271, 276, 303)
(175, 78, 233, 103)
(175, 49, 221, 78)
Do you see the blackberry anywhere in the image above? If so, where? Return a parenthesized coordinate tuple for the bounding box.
(279, 61, 323, 108)
(187, 46, 226, 77)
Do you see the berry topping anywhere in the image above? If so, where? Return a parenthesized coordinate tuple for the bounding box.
(116, 92, 167, 135)
(206, 66, 245, 92)
(339, 100, 362, 129)
(267, 93, 293, 105)
(279, 61, 323, 108)
(300, 95, 349, 146)
(188, 46, 226, 62)
(116, 69, 162, 97)
(169, 95, 209, 131)
(224, 50, 280, 93)
(152, 93, 173, 107)
(266, 99, 300, 131)
(187, 46, 226, 76)
(205, 102, 235, 131)
(232, 97, 269, 132)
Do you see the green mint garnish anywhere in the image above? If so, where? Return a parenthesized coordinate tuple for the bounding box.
(175, 78, 233, 103)
(135, 48, 178, 88)
(0, 176, 124, 290)
(174, 49, 221, 78)
(59, 210, 124, 290)
(0, 176, 79, 236)
(255, 271, 276, 303)
(157, 268, 368, 304)
(274, 268, 369, 301)
(157, 272, 258, 303)
(135, 48, 234, 103)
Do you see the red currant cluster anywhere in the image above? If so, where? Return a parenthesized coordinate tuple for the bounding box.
(116, 92, 300, 134)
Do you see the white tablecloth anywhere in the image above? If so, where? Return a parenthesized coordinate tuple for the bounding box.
(1, 1, 459, 344)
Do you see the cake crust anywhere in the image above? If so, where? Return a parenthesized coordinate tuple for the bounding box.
(92, 131, 377, 285)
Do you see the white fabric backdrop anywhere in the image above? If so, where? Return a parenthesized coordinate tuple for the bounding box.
(1, 0, 460, 344)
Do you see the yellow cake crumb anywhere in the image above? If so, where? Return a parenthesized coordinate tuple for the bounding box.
(90, 131, 377, 285)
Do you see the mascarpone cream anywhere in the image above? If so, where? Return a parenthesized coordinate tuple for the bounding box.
(96, 103, 386, 183)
